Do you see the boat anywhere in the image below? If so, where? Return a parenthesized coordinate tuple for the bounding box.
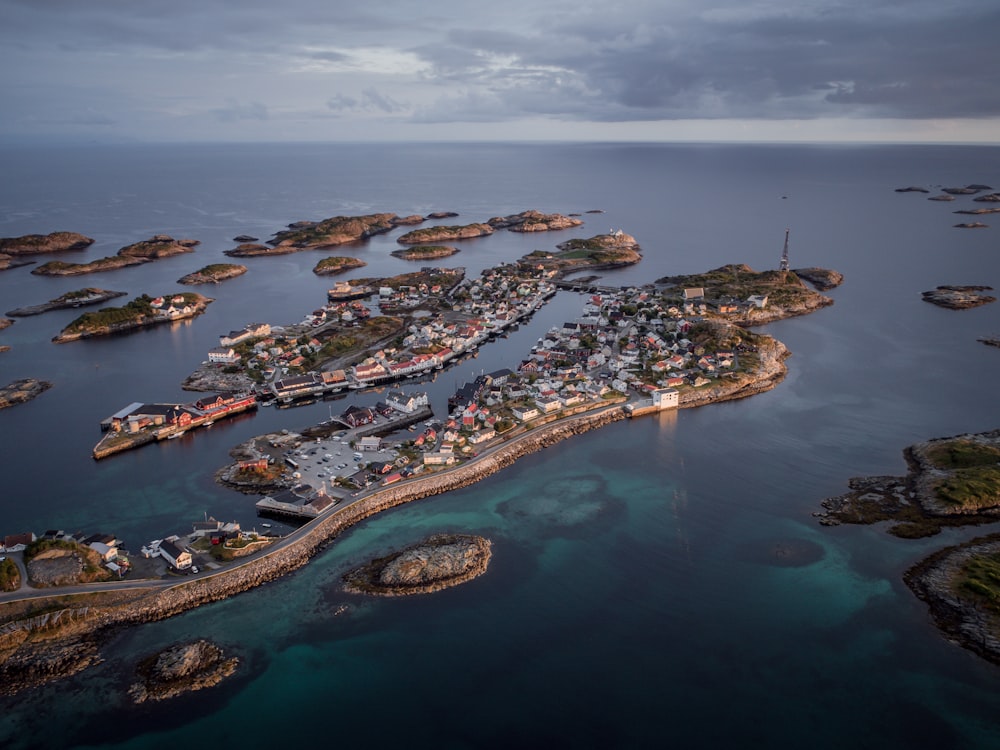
(167, 431, 185, 439)
(203, 421, 214, 428)
(260, 523, 272, 528)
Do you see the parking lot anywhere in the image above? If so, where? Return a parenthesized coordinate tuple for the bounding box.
(283, 430, 406, 490)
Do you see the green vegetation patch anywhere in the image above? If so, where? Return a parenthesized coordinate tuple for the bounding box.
(935, 466, 1000, 509)
(925, 440, 1000, 470)
(957, 551, 1000, 614)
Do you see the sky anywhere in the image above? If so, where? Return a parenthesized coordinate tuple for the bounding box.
(1, 0, 998, 144)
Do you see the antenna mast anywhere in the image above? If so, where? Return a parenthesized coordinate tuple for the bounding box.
(779, 228, 790, 272)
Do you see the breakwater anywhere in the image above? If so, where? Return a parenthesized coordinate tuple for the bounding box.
(0, 405, 627, 695)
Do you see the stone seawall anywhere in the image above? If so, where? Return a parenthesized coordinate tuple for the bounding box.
(96, 405, 627, 625)
(6, 406, 629, 651)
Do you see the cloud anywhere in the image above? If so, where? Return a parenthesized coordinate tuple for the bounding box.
(1, 0, 998, 141)
(326, 88, 407, 115)
(212, 100, 268, 122)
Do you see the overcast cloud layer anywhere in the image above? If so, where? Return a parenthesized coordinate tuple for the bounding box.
(2, 0, 998, 142)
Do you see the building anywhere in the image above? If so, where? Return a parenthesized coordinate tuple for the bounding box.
(652, 387, 680, 410)
(208, 346, 240, 364)
(358, 436, 382, 452)
(158, 539, 193, 570)
(385, 390, 429, 414)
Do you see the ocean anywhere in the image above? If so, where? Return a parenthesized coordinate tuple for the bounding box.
(1, 142, 999, 748)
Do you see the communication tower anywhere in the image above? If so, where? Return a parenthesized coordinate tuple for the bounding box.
(779, 228, 790, 272)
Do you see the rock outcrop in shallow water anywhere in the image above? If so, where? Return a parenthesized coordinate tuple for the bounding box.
(128, 639, 239, 704)
(344, 534, 492, 596)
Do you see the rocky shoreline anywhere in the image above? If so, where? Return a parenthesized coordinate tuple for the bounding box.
(904, 534, 1000, 667)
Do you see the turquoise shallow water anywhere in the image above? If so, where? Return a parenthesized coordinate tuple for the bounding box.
(1, 142, 1000, 747)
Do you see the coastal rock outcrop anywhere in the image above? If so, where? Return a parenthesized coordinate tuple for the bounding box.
(953, 222, 988, 229)
(390, 245, 459, 261)
(792, 268, 844, 291)
(224, 243, 275, 257)
(6, 288, 127, 316)
(396, 223, 494, 245)
(921, 285, 996, 310)
(178, 263, 247, 285)
(343, 534, 492, 596)
(487, 210, 583, 232)
(312, 256, 367, 276)
(269, 213, 398, 249)
(0, 231, 94, 255)
(31, 235, 197, 277)
(128, 639, 239, 704)
(816, 429, 1000, 536)
(118, 235, 199, 259)
(895, 186, 930, 193)
(0, 378, 52, 410)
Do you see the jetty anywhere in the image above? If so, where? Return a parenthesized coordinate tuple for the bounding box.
(93, 392, 257, 459)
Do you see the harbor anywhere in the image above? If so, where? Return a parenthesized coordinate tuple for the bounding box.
(93, 392, 258, 459)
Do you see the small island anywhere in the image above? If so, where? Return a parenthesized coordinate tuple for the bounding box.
(396, 223, 494, 245)
(6, 288, 127, 317)
(178, 263, 248, 285)
(32, 235, 198, 277)
(312, 256, 367, 276)
(343, 534, 492, 596)
(269, 213, 399, 250)
(128, 640, 239, 704)
(954, 207, 1000, 215)
(53, 292, 212, 343)
(921, 285, 996, 310)
(954, 222, 989, 229)
(487, 210, 583, 232)
(816, 430, 1000, 538)
(895, 186, 930, 193)
(390, 244, 459, 261)
(818, 429, 1000, 665)
(525, 230, 642, 277)
(0, 231, 94, 255)
(0, 378, 53, 410)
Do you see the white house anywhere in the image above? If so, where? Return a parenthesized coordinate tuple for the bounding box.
(651, 387, 680, 410)
(386, 390, 429, 414)
(512, 406, 539, 422)
(158, 539, 193, 570)
(208, 346, 240, 364)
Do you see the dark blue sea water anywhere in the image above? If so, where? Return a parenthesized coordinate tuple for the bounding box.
(1, 142, 1000, 748)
